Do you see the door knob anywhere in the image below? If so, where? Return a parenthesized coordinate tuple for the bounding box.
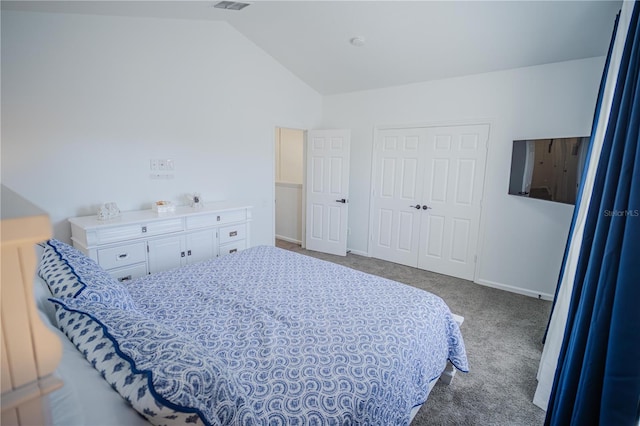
(409, 205, 421, 210)
(422, 205, 432, 210)
(336, 198, 347, 203)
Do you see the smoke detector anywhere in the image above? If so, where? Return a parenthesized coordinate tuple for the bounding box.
(349, 36, 366, 47)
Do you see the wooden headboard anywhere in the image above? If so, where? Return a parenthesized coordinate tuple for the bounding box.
(1, 185, 62, 425)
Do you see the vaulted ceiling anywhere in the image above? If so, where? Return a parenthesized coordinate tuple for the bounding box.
(2, 1, 623, 95)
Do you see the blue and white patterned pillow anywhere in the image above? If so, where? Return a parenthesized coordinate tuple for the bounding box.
(39, 239, 136, 310)
(51, 297, 255, 426)
(38, 241, 85, 298)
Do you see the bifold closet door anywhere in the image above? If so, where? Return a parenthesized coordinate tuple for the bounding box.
(370, 124, 489, 281)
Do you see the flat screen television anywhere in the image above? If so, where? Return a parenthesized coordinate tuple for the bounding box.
(508, 136, 590, 205)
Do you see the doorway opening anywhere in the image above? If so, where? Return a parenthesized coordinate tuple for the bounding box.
(274, 127, 305, 248)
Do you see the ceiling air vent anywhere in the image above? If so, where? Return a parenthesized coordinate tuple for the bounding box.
(214, 1, 251, 11)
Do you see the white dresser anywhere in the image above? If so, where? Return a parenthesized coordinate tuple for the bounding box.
(69, 202, 252, 283)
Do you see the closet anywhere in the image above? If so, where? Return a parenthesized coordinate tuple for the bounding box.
(369, 124, 489, 280)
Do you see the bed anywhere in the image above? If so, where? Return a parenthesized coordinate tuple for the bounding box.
(34, 239, 468, 425)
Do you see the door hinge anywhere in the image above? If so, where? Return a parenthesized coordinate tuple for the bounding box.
(146, 245, 149, 253)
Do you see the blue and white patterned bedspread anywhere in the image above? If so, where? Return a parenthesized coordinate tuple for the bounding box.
(125, 245, 468, 425)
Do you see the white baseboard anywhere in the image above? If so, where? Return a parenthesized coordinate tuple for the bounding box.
(474, 278, 554, 301)
(275, 235, 302, 244)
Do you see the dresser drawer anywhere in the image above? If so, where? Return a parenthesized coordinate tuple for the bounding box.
(141, 218, 184, 237)
(107, 263, 148, 283)
(216, 209, 247, 225)
(95, 218, 183, 244)
(219, 224, 246, 244)
(98, 242, 147, 270)
(219, 240, 247, 256)
(186, 209, 247, 230)
(186, 213, 218, 230)
(94, 224, 146, 245)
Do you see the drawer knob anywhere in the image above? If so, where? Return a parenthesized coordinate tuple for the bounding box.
(118, 253, 129, 260)
(141, 226, 147, 233)
(118, 275, 132, 282)
(229, 231, 238, 237)
(217, 216, 221, 222)
(229, 248, 238, 254)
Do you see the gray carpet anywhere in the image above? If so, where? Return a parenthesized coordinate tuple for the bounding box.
(276, 240, 550, 425)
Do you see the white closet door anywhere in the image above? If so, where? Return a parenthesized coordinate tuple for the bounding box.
(417, 124, 489, 280)
(370, 129, 426, 266)
(305, 129, 350, 256)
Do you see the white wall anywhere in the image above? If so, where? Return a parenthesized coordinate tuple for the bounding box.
(1, 11, 322, 245)
(275, 128, 304, 184)
(275, 183, 303, 243)
(323, 57, 605, 298)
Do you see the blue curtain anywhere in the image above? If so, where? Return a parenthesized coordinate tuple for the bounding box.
(545, 3, 640, 425)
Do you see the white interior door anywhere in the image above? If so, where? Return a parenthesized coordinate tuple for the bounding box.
(417, 124, 489, 280)
(305, 129, 350, 256)
(370, 124, 489, 281)
(370, 129, 427, 266)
